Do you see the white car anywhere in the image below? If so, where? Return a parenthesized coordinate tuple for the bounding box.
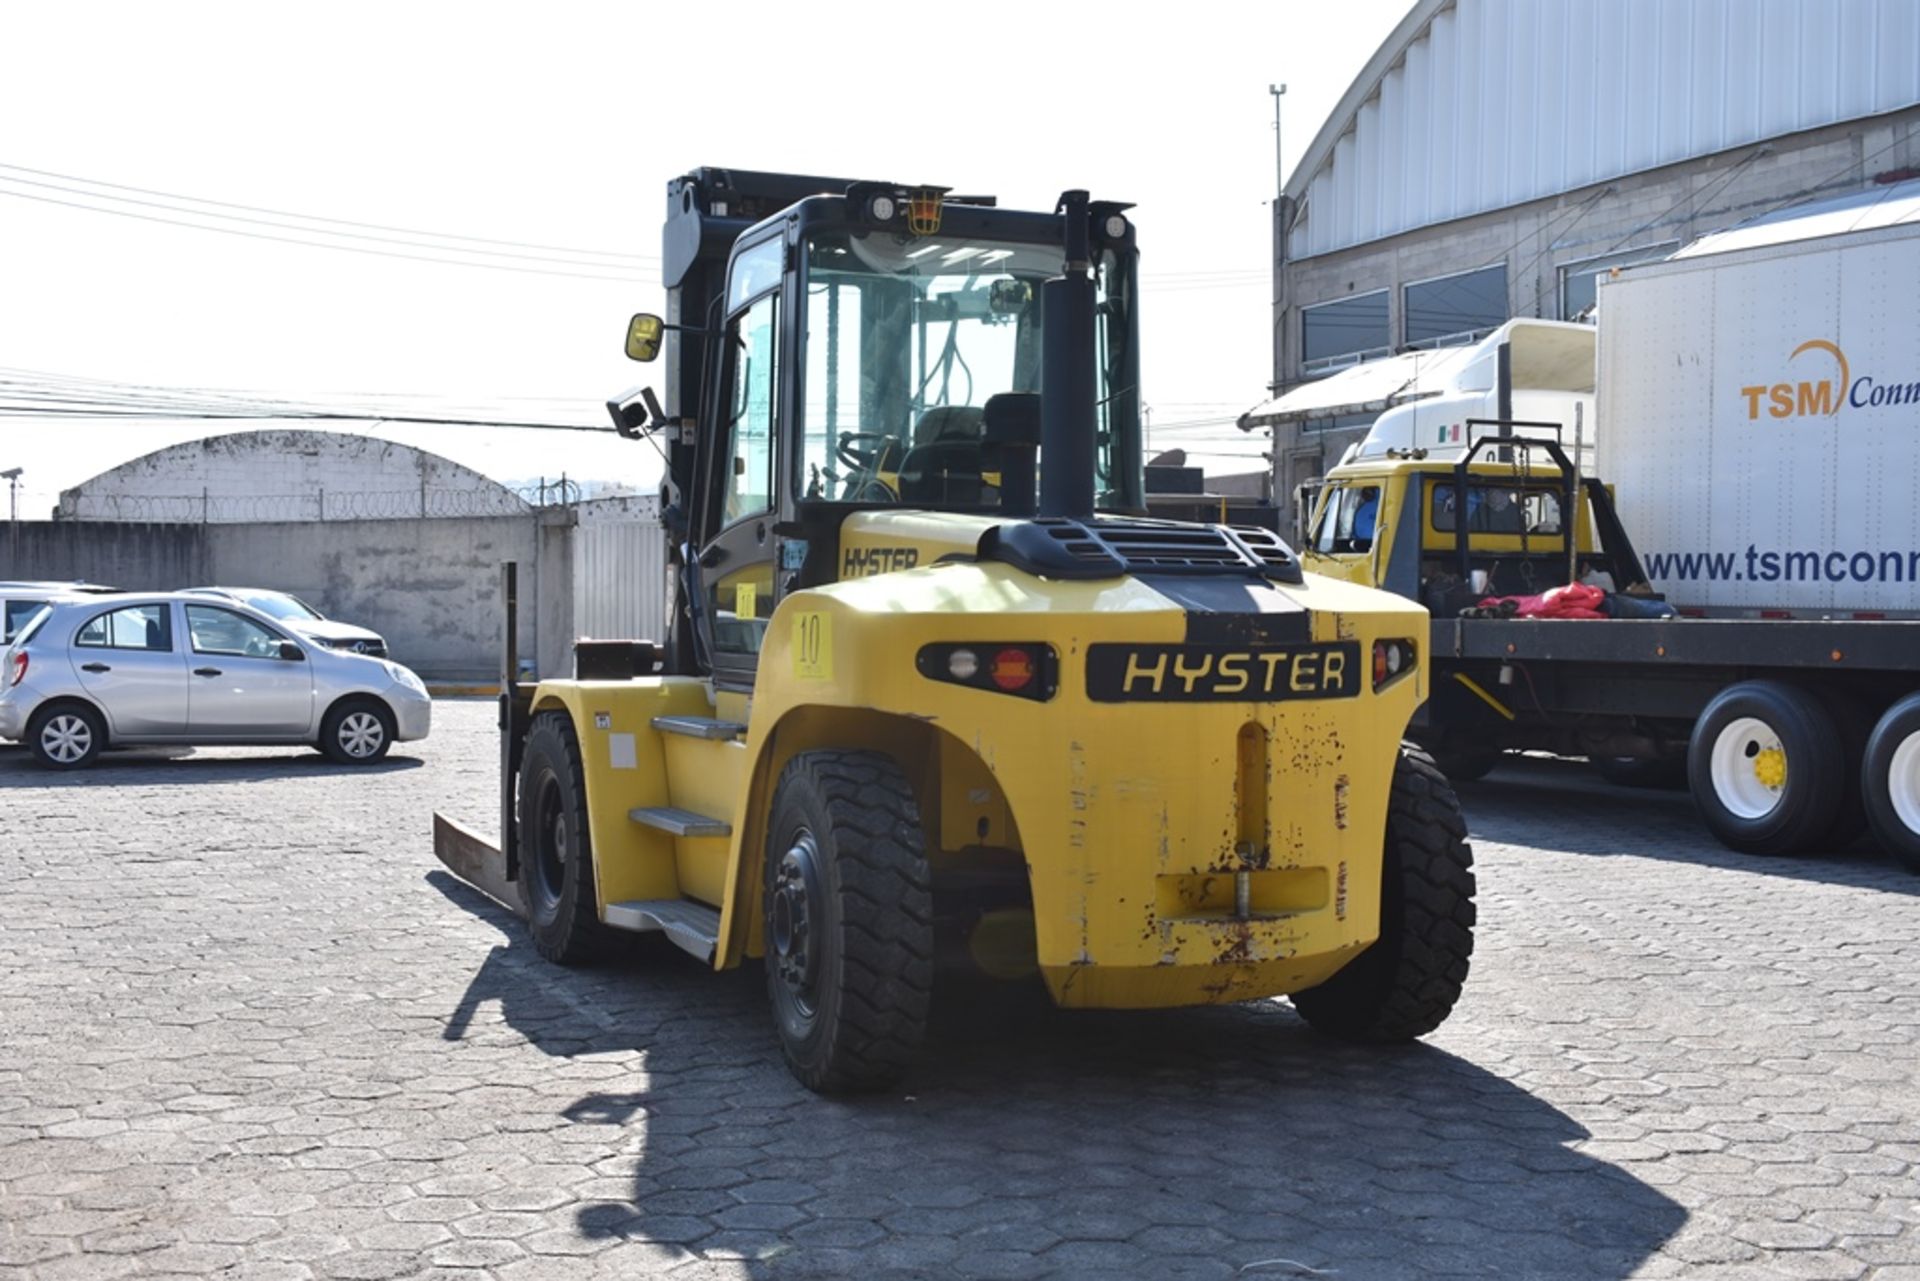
(0, 593, 430, 769)
(182, 587, 388, 657)
(1, 580, 118, 643)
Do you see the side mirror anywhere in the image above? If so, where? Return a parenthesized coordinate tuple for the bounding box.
(625, 314, 665, 363)
(279, 641, 306, 661)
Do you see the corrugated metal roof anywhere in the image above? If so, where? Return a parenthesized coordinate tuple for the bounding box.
(1674, 176, 1920, 256)
(1240, 344, 1476, 427)
(1287, 0, 1920, 260)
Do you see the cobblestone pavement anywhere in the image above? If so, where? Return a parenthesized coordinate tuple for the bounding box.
(2, 699, 1917, 1280)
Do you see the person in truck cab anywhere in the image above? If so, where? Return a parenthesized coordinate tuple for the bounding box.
(1352, 486, 1380, 547)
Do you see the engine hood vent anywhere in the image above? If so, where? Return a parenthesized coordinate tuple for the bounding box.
(978, 518, 1304, 584)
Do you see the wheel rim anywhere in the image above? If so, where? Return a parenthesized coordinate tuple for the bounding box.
(42, 714, 92, 763)
(531, 772, 567, 907)
(770, 829, 824, 1019)
(338, 711, 385, 758)
(1710, 716, 1787, 820)
(1888, 731, 1920, 836)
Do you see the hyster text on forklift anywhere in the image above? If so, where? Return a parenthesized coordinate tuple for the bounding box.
(433, 168, 1475, 1092)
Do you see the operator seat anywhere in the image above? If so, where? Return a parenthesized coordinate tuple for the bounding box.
(897, 405, 987, 504)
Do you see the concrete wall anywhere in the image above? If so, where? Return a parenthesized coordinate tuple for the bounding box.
(202, 516, 544, 681)
(4, 521, 206, 588)
(1265, 108, 1920, 535)
(3, 515, 585, 682)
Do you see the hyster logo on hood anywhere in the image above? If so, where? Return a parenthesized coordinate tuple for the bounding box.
(1742, 340, 1920, 420)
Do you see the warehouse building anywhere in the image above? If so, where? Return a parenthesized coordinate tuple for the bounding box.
(1244, 0, 1920, 535)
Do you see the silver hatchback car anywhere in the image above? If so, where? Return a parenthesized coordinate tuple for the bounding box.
(0, 593, 431, 769)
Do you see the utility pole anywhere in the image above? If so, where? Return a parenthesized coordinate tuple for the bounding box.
(2, 467, 21, 569)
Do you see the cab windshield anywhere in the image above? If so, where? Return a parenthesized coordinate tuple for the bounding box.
(798, 231, 1143, 512)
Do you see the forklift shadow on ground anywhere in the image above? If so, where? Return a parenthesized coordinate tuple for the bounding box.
(1455, 754, 1920, 895)
(429, 869, 1686, 1278)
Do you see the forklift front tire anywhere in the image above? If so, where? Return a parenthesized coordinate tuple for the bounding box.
(517, 711, 619, 964)
(1290, 745, 1476, 1042)
(763, 750, 933, 1093)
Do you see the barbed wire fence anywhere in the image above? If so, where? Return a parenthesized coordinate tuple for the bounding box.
(55, 479, 590, 524)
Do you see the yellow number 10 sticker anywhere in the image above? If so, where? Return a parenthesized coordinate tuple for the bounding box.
(792, 611, 832, 681)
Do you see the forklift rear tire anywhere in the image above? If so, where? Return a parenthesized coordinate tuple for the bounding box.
(763, 750, 933, 1092)
(517, 711, 619, 964)
(1688, 681, 1843, 856)
(1862, 692, 1920, 874)
(1290, 745, 1475, 1042)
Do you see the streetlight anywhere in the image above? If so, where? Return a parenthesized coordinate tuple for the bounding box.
(1269, 83, 1287, 204)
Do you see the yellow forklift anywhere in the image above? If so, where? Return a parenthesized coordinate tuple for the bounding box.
(434, 168, 1474, 1091)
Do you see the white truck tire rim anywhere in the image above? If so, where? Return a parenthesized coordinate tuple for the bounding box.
(1711, 716, 1786, 820)
(340, 712, 384, 757)
(43, 715, 91, 763)
(1888, 732, 1920, 837)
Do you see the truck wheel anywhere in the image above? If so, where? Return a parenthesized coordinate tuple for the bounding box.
(763, 750, 933, 1092)
(1290, 745, 1475, 1042)
(516, 711, 618, 964)
(1590, 754, 1688, 790)
(1862, 692, 1920, 874)
(1688, 681, 1843, 856)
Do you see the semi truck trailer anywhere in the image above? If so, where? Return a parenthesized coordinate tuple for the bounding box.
(1300, 180, 1920, 872)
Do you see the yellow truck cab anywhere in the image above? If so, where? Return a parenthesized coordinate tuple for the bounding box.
(435, 168, 1475, 1092)
(1296, 316, 1920, 874)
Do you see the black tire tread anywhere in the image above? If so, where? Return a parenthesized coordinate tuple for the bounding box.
(768, 750, 933, 1092)
(1290, 746, 1476, 1042)
(1862, 693, 1920, 875)
(518, 711, 620, 964)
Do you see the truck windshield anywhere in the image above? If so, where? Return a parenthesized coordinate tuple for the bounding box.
(798, 231, 1143, 513)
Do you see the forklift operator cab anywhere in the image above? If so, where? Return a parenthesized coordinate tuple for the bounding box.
(632, 188, 1145, 689)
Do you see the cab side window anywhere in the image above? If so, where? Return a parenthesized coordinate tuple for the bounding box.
(76, 604, 172, 651)
(720, 291, 779, 527)
(1313, 488, 1347, 554)
(1312, 485, 1378, 554)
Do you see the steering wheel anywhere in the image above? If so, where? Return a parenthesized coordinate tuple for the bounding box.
(837, 431, 894, 471)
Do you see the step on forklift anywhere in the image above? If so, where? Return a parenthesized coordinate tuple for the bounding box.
(434, 168, 1474, 1092)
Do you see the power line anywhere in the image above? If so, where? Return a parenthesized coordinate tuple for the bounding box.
(0, 187, 653, 283)
(0, 160, 657, 263)
(0, 172, 654, 273)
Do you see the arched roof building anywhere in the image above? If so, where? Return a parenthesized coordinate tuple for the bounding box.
(55, 429, 533, 523)
(1252, 0, 1920, 533)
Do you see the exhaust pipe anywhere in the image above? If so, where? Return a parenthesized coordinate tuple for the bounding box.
(1039, 190, 1096, 521)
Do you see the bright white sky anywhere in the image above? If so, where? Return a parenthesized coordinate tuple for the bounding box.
(0, 0, 1411, 514)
